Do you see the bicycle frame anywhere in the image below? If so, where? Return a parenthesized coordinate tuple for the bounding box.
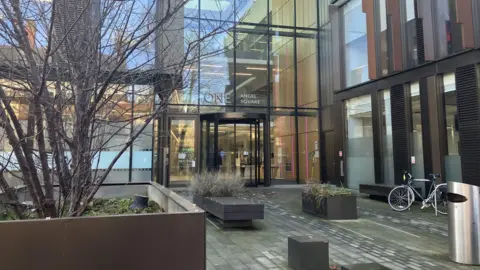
(403, 174, 437, 202)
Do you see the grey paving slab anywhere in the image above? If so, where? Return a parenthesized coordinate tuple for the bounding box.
(174, 186, 480, 270)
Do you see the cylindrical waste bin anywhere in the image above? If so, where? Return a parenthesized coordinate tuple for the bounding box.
(448, 181, 480, 265)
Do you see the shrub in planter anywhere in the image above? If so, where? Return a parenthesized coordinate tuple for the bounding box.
(189, 172, 245, 208)
(302, 183, 357, 220)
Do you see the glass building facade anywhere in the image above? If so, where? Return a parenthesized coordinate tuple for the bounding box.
(154, 0, 320, 186)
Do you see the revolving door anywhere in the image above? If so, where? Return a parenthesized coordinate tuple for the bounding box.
(200, 113, 270, 186)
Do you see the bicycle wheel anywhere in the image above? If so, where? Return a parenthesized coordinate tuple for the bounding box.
(432, 183, 448, 215)
(388, 186, 414, 211)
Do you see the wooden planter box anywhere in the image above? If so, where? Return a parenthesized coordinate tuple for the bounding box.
(0, 183, 206, 270)
(302, 193, 357, 220)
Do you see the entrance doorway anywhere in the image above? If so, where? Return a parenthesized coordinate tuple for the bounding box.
(200, 113, 269, 186)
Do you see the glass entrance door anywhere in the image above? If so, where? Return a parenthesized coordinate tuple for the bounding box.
(200, 113, 267, 186)
(169, 118, 196, 184)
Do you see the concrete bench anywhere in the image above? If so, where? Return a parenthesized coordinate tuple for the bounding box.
(203, 197, 264, 228)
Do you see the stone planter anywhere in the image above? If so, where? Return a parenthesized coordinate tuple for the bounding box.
(0, 183, 206, 270)
(302, 193, 357, 220)
(193, 194, 205, 208)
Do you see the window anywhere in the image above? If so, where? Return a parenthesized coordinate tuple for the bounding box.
(404, 0, 418, 67)
(409, 82, 424, 178)
(343, 0, 369, 87)
(442, 73, 461, 182)
(345, 95, 374, 189)
(379, 90, 394, 184)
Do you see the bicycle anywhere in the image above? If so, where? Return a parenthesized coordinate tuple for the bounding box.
(388, 170, 448, 215)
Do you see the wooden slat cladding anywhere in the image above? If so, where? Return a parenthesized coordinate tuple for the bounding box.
(455, 64, 480, 185)
(416, 0, 435, 61)
(456, 0, 475, 49)
(362, 0, 378, 80)
(390, 84, 409, 185)
(386, 0, 403, 71)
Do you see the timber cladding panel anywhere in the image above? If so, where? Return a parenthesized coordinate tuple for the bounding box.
(456, 64, 480, 185)
(390, 84, 409, 185)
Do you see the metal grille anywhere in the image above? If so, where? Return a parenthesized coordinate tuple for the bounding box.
(390, 84, 409, 185)
(416, 19, 425, 64)
(456, 64, 480, 184)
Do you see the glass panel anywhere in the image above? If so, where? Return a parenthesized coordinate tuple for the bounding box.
(271, 115, 297, 181)
(199, 0, 234, 21)
(378, 0, 388, 76)
(434, 0, 453, 58)
(343, 0, 369, 87)
(297, 33, 318, 108)
(236, 0, 268, 24)
(410, 82, 425, 178)
(405, 0, 418, 67)
(168, 105, 199, 113)
(217, 123, 236, 174)
(345, 95, 374, 189)
(199, 21, 235, 107)
(170, 19, 200, 105)
(296, 0, 317, 28)
(199, 106, 234, 113)
(298, 115, 320, 183)
(170, 119, 196, 182)
(271, 31, 294, 109)
(132, 85, 154, 182)
(380, 90, 394, 185)
(235, 26, 269, 107)
(184, 0, 199, 18)
(443, 73, 461, 182)
(269, 0, 294, 27)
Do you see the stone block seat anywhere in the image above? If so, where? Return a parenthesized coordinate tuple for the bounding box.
(202, 197, 264, 228)
(288, 235, 329, 270)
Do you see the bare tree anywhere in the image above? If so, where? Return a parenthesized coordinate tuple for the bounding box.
(0, 0, 236, 218)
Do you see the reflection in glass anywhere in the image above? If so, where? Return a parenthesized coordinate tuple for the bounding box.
(410, 82, 424, 178)
(132, 85, 154, 182)
(380, 90, 394, 185)
(378, 0, 388, 76)
(434, 0, 453, 58)
(269, 0, 294, 26)
(345, 95, 374, 189)
(271, 115, 296, 181)
(199, 21, 234, 107)
(405, 0, 418, 67)
(235, 27, 269, 107)
(298, 115, 320, 183)
(296, 0, 317, 28)
(199, 0, 234, 21)
(236, 0, 268, 24)
(443, 73, 461, 182)
(271, 32, 294, 108)
(170, 119, 196, 182)
(297, 34, 318, 108)
(343, 0, 368, 87)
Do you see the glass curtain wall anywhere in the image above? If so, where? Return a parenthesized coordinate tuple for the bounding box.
(345, 95, 374, 189)
(159, 0, 320, 184)
(442, 73, 461, 182)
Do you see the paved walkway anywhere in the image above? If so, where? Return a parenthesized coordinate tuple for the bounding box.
(175, 186, 480, 270)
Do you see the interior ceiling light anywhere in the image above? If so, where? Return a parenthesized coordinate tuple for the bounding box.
(234, 73, 252, 76)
